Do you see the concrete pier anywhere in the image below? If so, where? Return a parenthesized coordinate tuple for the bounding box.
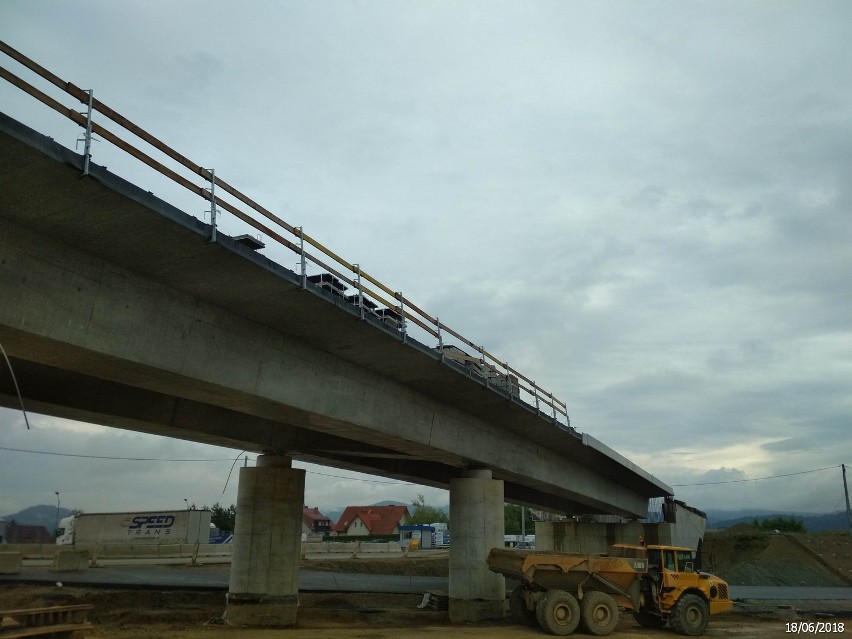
(448, 469, 506, 622)
(226, 455, 305, 626)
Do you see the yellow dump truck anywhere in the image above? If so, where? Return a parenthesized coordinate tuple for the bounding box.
(487, 544, 732, 636)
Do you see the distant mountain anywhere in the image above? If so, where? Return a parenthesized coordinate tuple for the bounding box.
(322, 508, 345, 525)
(801, 512, 850, 533)
(705, 508, 788, 528)
(1, 504, 74, 532)
(706, 509, 850, 533)
(370, 500, 415, 508)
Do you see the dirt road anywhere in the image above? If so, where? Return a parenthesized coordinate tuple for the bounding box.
(1, 584, 840, 639)
(67, 618, 823, 639)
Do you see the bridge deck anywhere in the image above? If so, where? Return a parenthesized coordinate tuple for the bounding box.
(0, 112, 671, 516)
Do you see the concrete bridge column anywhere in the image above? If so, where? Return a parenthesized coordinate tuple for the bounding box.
(448, 469, 505, 622)
(226, 455, 305, 626)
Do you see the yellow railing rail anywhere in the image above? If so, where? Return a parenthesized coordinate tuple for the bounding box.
(0, 40, 569, 423)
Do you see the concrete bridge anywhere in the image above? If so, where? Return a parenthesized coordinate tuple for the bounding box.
(0, 111, 671, 624)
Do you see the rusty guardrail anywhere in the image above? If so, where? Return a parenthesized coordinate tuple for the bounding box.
(0, 39, 569, 424)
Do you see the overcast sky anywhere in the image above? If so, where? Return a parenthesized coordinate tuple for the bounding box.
(1, 1, 850, 520)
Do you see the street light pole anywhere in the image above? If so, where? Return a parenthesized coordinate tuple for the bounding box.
(54, 491, 60, 540)
(843, 464, 851, 532)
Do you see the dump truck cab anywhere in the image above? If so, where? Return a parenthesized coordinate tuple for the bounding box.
(635, 544, 733, 634)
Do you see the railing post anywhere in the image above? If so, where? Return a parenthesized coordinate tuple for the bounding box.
(297, 227, 306, 288)
(207, 168, 217, 243)
(354, 264, 364, 319)
(534, 383, 540, 413)
(397, 293, 407, 341)
(504, 361, 512, 398)
(436, 318, 444, 359)
(80, 89, 93, 176)
(478, 346, 488, 387)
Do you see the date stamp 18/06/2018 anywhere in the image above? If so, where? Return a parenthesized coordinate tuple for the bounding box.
(785, 621, 845, 633)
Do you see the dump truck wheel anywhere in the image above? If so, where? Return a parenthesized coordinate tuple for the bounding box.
(536, 589, 580, 636)
(509, 586, 537, 626)
(580, 591, 619, 636)
(633, 611, 665, 629)
(669, 594, 709, 636)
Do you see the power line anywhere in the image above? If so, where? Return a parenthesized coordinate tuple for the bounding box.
(671, 465, 840, 487)
(0, 340, 31, 430)
(0, 445, 237, 462)
(0, 445, 415, 485)
(299, 468, 414, 486)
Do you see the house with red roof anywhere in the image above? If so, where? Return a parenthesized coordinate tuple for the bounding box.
(302, 506, 332, 539)
(332, 505, 410, 537)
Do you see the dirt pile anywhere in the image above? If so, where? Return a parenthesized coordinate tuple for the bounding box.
(703, 530, 852, 586)
(789, 532, 852, 584)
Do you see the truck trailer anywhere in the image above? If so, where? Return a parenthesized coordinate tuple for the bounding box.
(56, 510, 211, 545)
(488, 543, 732, 636)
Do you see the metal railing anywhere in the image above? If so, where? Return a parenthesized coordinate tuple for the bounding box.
(0, 39, 569, 425)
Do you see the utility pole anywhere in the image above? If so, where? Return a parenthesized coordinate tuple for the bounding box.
(843, 464, 851, 533)
(54, 491, 60, 539)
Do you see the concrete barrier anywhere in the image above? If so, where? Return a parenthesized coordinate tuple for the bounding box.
(3, 543, 62, 559)
(358, 542, 402, 554)
(326, 542, 355, 553)
(52, 549, 89, 572)
(0, 551, 22, 574)
(300, 541, 403, 558)
(301, 542, 328, 554)
(197, 543, 233, 556)
(129, 544, 163, 558)
(88, 543, 233, 559)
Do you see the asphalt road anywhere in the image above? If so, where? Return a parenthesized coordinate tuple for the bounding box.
(1, 565, 446, 594)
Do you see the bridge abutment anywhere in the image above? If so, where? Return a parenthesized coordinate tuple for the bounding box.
(448, 469, 506, 622)
(226, 455, 304, 627)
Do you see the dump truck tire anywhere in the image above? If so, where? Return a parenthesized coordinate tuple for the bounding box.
(580, 591, 619, 635)
(536, 589, 581, 636)
(669, 594, 709, 636)
(633, 611, 666, 629)
(509, 585, 537, 626)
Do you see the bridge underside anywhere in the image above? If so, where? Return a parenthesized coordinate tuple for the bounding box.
(0, 112, 671, 517)
(0, 356, 566, 512)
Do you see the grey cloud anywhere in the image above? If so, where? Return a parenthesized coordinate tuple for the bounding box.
(761, 437, 820, 454)
(1, 1, 850, 516)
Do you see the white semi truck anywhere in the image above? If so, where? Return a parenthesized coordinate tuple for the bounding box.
(56, 510, 211, 545)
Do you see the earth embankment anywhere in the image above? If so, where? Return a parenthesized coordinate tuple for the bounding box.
(703, 529, 852, 586)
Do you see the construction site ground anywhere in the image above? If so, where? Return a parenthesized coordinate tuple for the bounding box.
(2, 530, 850, 638)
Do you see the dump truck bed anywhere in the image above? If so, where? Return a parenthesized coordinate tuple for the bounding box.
(487, 547, 648, 597)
